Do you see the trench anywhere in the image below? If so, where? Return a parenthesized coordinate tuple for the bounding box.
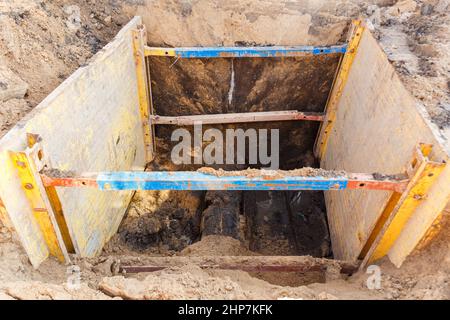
(114, 52, 340, 286)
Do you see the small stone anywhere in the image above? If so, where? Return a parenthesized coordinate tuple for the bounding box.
(0, 66, 28, 102)
(104, 16, 112, 26)
(64, 5, 81, 31)
(172, 209, 185, 220)
(317, 292, 338, 300)
(224, 284, 234, 291)
(421, 4, 434, 15)
(386, 0, 417, 16)
(180, 1, 192, 17)
(435, 0, 449, 13)
(366, 4, 379, 15)
(441, 103, 450, 112)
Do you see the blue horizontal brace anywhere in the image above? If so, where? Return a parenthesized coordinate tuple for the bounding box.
(147, 45, 347, 58)
(96, 171, 348, 191)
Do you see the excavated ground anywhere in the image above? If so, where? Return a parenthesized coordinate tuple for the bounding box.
(0, 0, 449, 300)
(115, 54, 340, 259)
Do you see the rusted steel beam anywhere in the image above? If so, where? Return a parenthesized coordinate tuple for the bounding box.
(347, 173, 408, 193)
(40, 170, 408, 192)
(40, 171, 98, 188)
(117, 256, 359, 275)
(150, 111, 325, 125)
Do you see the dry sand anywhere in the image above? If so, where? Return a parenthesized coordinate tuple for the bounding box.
(0, 0, 448, 300)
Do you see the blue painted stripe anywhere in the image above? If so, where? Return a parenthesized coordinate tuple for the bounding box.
(96, 172, 348, 191)
(174, 45, 347, 58)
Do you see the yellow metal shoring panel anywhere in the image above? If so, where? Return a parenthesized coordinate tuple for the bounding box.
(362, 144, 446, 266)
(132, 26, 154, 163)
(9, 150, 69, 263)
(415, 210, 446, 251)
(45, 186, 75, 253)
(314, 20, 365, 159)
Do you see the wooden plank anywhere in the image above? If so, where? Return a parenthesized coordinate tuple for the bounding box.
(314, 20, 364, 159)
(151, 111, 324, 125)
(144, 45, 347, 58)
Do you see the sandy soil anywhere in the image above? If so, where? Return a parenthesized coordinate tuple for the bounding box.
(0, 0, 129, 136)
(0, 0, 449, 300)
(198, 167, 348, 178)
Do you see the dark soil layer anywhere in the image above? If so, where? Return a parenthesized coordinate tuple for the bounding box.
(149, 54, 341, 170)
(243, 190, 330, 257)
(118, 54, 339, 257)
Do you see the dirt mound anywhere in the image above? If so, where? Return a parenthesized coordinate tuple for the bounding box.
(180, 235, 256, 256)
(0, 0, 128, 136)
(0, 0, 449, 301)
(198, 167, 347, 178)
(99, 264, 325, 300)
(0, 281, 111, 300)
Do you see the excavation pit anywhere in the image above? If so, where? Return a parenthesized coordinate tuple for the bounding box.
(116, 49, 339, 259)
(0, 15, 448, 277)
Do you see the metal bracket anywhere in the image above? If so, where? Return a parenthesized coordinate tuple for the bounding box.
(360, 143, 446, 266)
(8, 134, 73, 263)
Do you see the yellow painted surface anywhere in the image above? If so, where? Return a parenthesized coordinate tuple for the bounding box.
(314, 20, 364, 159)
(322, 27, 450, 263)
(46, 186, 75, 253)
(415, 204, 449, 251)
(132, 27, 154, 162)
(359, 192, 402, 259)
(0, 140, 49, 268)
(9, 151, 66, 262)
(144, 46, 176, 57)
(0, 17, 146, 267)
(365, 149, 445, 264)
(388, 157, 450, 266)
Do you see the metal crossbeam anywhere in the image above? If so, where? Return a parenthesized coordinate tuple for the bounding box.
(150, 110, 324, 125)
(145, 45, 347, 58)
(41, 170, 408, 192)
(117, 256, 359, 275)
